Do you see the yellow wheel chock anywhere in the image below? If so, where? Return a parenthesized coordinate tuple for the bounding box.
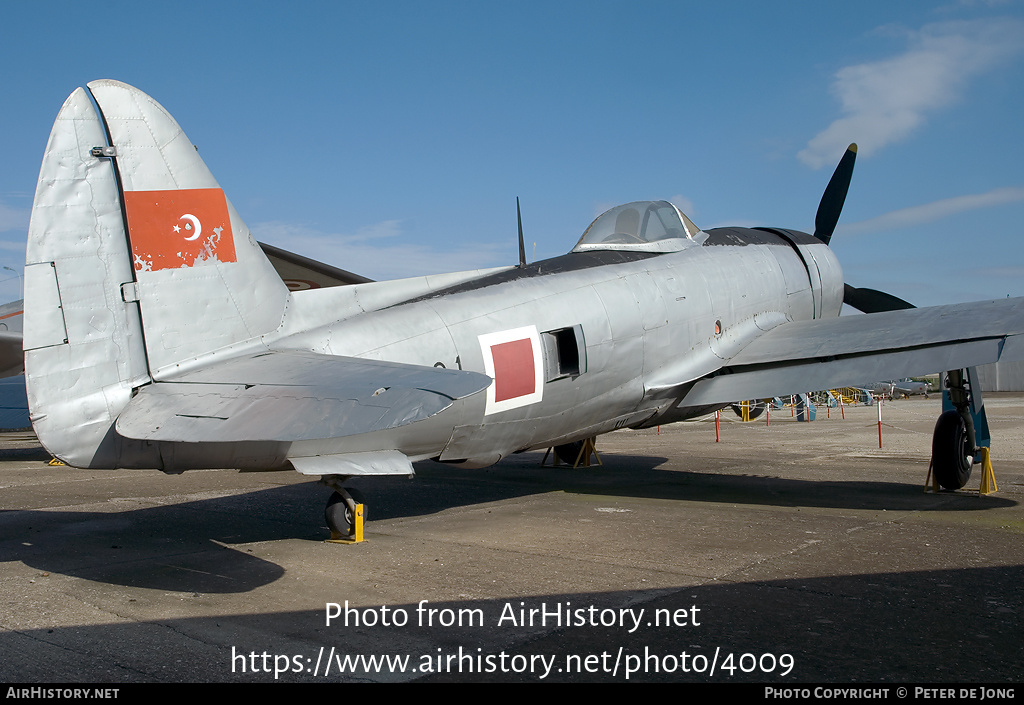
(924, 447, 997, 495)
(977, 447, 998, 495)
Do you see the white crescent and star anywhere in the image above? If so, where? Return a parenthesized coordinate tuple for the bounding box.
(178, 214, 202, 241)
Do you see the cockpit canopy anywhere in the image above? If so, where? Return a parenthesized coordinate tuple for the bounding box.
(572, 200, 702, 253)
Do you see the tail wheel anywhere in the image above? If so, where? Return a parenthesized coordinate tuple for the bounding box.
(325, 488, 366, 538)
(931, 410, 973, 490)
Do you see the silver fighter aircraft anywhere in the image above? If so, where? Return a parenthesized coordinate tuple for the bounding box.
(892, 379, 931, 397)
(23, 81, 1024, 536)
(859, 379, 931, 399)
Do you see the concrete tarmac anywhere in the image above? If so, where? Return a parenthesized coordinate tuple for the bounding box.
(1, 395, 1021, 683)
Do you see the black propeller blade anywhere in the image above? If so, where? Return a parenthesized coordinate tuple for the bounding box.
(843, 284, 915, 313)
(813, 144, 913, 315)
(814, 143, 857, 245)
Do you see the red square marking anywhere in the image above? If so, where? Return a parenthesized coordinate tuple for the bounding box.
(490, 339, 535, 402)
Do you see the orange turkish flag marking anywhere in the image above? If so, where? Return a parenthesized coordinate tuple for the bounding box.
(123, 188, 237, 272)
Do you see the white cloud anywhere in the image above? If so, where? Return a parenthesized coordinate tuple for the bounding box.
(669, 194, 696, 216)
(250, 220, 510, 281)
(0, 202, 29, 233)
(254, 219, 403, 244)
(799, 18, 1024, 168)
(973, 265, 1024, 278)
(947, 0, 1012, 8)
(837, 185, 1024, 234)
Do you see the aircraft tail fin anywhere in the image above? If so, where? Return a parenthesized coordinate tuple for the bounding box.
(87, 80, 289, 375)
(24, 81, 288, 466)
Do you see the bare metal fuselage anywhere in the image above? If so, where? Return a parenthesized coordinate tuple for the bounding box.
(95, 229, 842, 472)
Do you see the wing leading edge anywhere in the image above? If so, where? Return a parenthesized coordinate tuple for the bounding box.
(258, 241, 374, 289)
(677, 297, 1024, 407)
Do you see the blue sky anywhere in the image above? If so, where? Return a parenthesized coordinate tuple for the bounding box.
(1, 0, 1022, 307)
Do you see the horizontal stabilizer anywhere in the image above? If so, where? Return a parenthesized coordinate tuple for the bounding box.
(115, 351, 490, 443)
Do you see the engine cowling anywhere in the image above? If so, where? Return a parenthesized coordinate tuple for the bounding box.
(758, 227, 844, 321)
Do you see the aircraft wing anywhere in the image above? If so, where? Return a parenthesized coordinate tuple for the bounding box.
(258, 241, 373, 290)
(114, 350, 490, 443)
(0, 331, 23, 379)
(0, 299, 24, 379)
(677, 297, 1024, 407)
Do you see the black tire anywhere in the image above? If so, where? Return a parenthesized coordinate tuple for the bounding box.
(325, 489, 366, 537)
(730, 402, 765, 420)
(931, 410, 973, 490)
(554, 441, 585, 465)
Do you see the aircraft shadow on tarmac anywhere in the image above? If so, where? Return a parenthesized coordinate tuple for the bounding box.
(1, 564, 1020, 683)
(0, 451, 1013, 594)
(370, 451, 1016, 516)
(0, 445, 52, 462)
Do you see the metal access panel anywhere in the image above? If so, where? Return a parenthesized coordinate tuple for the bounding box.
(22, 262, 68, 351)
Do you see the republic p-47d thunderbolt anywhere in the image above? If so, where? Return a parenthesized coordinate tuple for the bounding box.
(22, 81, 1024, 537)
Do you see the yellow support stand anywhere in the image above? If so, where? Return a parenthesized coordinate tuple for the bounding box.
(48, 458, 65, 466)
(924, 448, 998, 495)
(573, 437, 602, 468)
(542, 437, 602, 468)
(327, 504, 364, 544)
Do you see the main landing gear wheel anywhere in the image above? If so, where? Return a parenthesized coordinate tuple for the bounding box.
(931, 410, 973, 490)
(554, 441, 585, 465)
(325, 488, 366, 538)
(730, 402, 765, 420)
